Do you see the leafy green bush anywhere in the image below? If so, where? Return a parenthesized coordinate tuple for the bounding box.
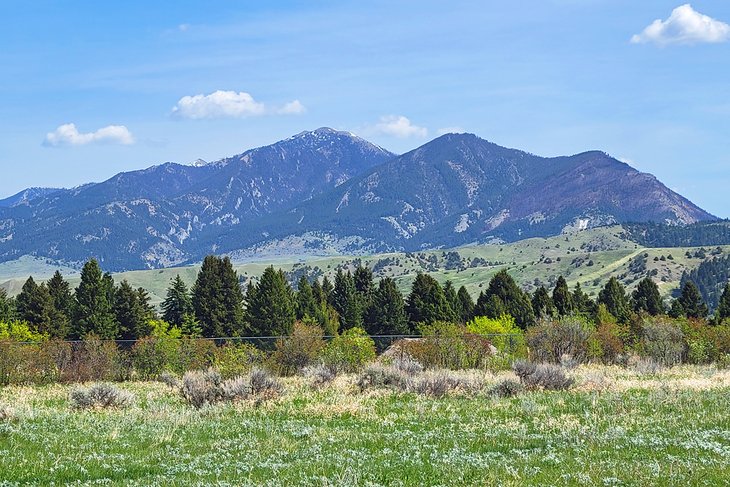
(0, 321, 46, 342)
(526, 317, 591, 364)
(320, 327, 376, 372)
(407, 321, 493, 370)
(214, 342, 266, 379)
(271, 321, 325, 375)
(466, 315, 526, 356)
(131, 320, 182, 379)
(640, 317, 685, 366)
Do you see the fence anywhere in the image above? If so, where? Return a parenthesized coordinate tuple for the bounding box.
(0, 333, 526, 386)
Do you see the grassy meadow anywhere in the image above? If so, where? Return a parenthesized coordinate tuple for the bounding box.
(1, 365, 729, 486)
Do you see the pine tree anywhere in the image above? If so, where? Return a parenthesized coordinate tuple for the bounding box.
(715, 283, 730, 324)
(162, 275, 194, 326)
(46, 270, 73, 338)
(192, 256, 245, 337)
(296, 276, 318, 320)
(675, 281, 708, 319)
(552, 276, 574, 316)
(443, 281, 460, 321)
(632, 278, 664, 316)
(597, 277, 631, 324)
(72, 259, 118, 339)
(572, 282, 595, 316)
(456, 286, 475, 323)
(365, 277, 409, 335)
(532, 286, 555, 320)
(246, 266, 296, 336)
(0, 288, 15, 323)
(406, 273, 456, 328)
(321, 276, 334, 304)
(332, 270, 362, 330)
(15, 276, 55, 335)
(114, 280, 151, 340)
(475, 270, 534, 329)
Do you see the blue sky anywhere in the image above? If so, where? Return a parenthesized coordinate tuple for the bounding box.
(1, 1, 729, 217)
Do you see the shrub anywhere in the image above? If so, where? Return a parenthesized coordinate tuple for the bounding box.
(158, 371, 180, 389)
(390, 354, 424, 375)
(489, 379, 524, 398)
(357, 364, 413, 392)
(0, 321, 46, 342)
(302, 362, 338, 387)
(631, 357, 663, 375)
(413, 371, 476, 398)
(640, 317, 685, 366)
(176, 338, 216, 373)
(220, 377, 251, 402)
(214, 342, 265, 379)
(467, 315, 526, 356)
(271, 321, 326, 375)
(0, 405, 13, 422)
(180, 369, 223, 408)
(0, 341, 58, 385)
(70, 383, 134, 410)
(250, 367, 282, 396)
(526, 317, 591, 364)
(320, 327, 376, 372)
(589, 321, 627, 364)
(409, 322, 494, 370)
(72, 335, 125, 382)
(512, 360, 573, 391)
(132, 337, 179, 379)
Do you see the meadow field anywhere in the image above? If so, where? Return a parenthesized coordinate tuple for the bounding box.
(1, 365, 729, 486)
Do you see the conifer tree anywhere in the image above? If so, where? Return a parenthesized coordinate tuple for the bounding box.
(715, 283, 730, 324)
(675, 281, 708, 319)
(532, 286, 555, 320)
(114, 280, 152, 340)
(552, 276, 574, 316)
(0, 288, 14, 323)
(162, 275, 193, 327)
(632, 278, 664, 316)
(16, 276, 55, 335)
(321, 276, 334, 304)
(365, 277, 409, 335)
(72, 259, 118, 339)
(246, 266, 296, 336)
(47, 270, 73, 338)
(597, 277, 631, 324)
(332, 270, 362, 329)
(456, 285, 475, 323)
(443, 281, 460, 321)
(296, 275, 318, 320)
(406, 273, 456, 328)
(572, 282, 595, 315)
(475, 270, 534, 329)
(192, 256, 245, 337)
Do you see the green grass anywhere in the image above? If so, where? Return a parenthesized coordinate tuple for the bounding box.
(1, 366, 729, 485)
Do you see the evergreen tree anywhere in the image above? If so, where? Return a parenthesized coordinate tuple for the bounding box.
(192, 256, 245, 337)
(354, 266, 374, 297)
(246, 266, 296, 336)
(114, 280, 151, 340)
(46, 270, 73, 338)
(332, 270, 362, 329)
(443, 281, 460, 321)
(632, 278, 664, 316)
(0, 288, 15, 323)
(296, 276, 318, 320)
(406, 273, 456, 328)
(475, 270, 534, 329)
(311, 279, 325, 306)
(72, 259, 118, 339)
(15, 276, 55, 335)
(675, 281, 708, 319)
(365, 277, 409, 335)
(162, 275, 193, 327)
(572, 282, 595, 315)
(552, 276, 574, 316)
(716, 283, 730, 324)
(532, 286, 555, 320)
(597, 277, 631, 324)
(456, 286, 475, 323)
(321, 276, 334, 305)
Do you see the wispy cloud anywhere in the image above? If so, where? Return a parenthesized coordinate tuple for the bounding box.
(372, 115, 427, 138)
(43, 123, 134, 147)
(171, 90, 305, 119)
(631, 4, 730, 46)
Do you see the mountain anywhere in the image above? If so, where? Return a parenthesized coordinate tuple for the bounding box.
(0, 128, 394, 270)
(211, 133, 715, 256)
(0, 187, 64, 208)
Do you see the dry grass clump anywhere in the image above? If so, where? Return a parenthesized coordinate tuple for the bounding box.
(489, 379, 524, 398)
(358, 360, 481, 398)
(69, 383, 134, 410)
(413, 371, 479, 398)
(357, 363, 413, 392)
(302, 363, 339, 388)
(0, 404, 14, 422)
(158, 371, 180, 389)
(631, 357, 664, 375)
(513, 360, 573, 391)
(181, 367, 282, 408)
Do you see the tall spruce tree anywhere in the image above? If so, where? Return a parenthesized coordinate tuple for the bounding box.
(475, 270, 534, 329)
(72, 259, 118, 339)
(332, 270, 362, 330)
(443, 281, 460, 321)
(296, 276, 318, 320)
(365, 277, 409, 335)
(46, 270, 73, 338)
(16, 276, 55, 335)
(456, 286, 475, 323)
(114, 280, 151, 340)
(632, 278, 665, 316)
(162, 275, 193, 326)
(192, 256, 245, 337)
(246, 266, 296, 336)
(675, 281, 708, 319)
(0, 288, 15, 323)
(715, 283, 730, 324)
(597, 277, 631, 324)
(532, 286, 555, 320)
(572, 282, 595, 315)
(405, 273, 456, 328)
(552, 276, 574, 316)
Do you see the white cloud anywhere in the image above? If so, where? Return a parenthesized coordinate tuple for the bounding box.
(171, 90, 305, 119)
(178, 23, 190, 32)
(43, 123, 134, 147)
(277, 99, 306, 115)
(373, 115, 427, 138)
(631, 4, 730, 46)
(437, 126, 465, 135)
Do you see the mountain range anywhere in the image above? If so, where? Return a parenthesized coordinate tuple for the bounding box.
(0, 128, 715, 271)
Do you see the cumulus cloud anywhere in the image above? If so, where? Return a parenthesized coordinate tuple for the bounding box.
(277, 99, 306, 115)
(373, 115, 427, 138)
(171, 90, 306, 119)
(43, 123, 134, 147)
(437, 126, 465, 135)
(631, 4, 730, 46)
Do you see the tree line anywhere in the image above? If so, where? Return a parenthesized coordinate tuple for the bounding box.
(2, 255, 729, 341)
